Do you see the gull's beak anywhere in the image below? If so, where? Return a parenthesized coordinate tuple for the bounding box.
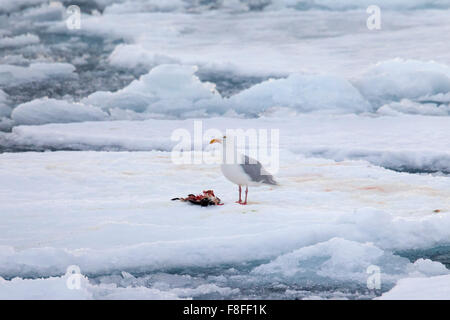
(209, 138, 221, 144)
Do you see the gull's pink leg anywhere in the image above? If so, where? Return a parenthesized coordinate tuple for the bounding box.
(235, 185, 242, 203)
(240, 186, 248, 205)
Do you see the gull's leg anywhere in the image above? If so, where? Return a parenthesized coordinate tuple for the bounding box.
(235, 185, 242, 203)
(240, 186, 248, 205)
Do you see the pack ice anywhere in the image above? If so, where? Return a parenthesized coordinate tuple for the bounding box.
(1, 0, 450, 300)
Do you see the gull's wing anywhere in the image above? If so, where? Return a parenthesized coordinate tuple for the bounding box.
(240, 155, 277, 185)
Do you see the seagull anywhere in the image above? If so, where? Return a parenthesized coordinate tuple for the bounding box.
(210, 136, 277, 205)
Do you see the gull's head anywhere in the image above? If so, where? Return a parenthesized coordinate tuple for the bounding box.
(209, 135, 226, 145)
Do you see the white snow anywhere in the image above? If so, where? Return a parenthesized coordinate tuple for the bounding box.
(379, 274, 450, 300)
(11, 98, 109, 126)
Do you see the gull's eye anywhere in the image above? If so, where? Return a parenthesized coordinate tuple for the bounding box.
(223, 135, 226, 139)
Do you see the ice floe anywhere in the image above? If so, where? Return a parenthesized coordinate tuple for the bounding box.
(11, 97, 109, 126)
(3, 115, 450, 173)
(83, 64, 224, 116)
(379, 274, 450, 299)
(2, 0, 450, 300)
(353, 59, 450, 107)
(0, 150, 449, 298)
(0, 62, 76, 87)
(4, 59, 450, 125)
(230, 74, 372, 115)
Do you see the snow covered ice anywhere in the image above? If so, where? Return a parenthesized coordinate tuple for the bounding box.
(1, 0, 450, 300)
(1, 151, 450, 299)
